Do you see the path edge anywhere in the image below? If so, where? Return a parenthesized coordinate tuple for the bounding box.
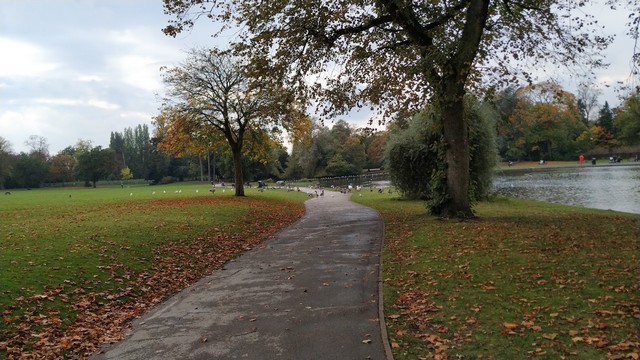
(372, 205, 395, 360)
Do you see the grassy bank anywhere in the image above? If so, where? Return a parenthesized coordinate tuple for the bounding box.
(0, 183, 307, 358)
(353, 192, 639, 359)
(498, 160, 640, 171)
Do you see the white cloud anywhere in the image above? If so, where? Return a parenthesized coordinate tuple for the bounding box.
(110, 54, 165, 92)
(101, 27, 188, 94)
(107, 29, 141, 45)
(77, 75, 103, 82)
(33, 98, 120, 110)
(0, 1, 216, 155)
(87, 99, 120, 110)
(0, 108, 57, 151)
(34, 98, 83, 106)
(0, 110, 46, 133)
(120, 111, 153, 120)
(0, 37, 59, 78)
(0, 104, 125, 154)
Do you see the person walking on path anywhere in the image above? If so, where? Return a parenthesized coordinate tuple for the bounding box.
(92, 190, 391, 360)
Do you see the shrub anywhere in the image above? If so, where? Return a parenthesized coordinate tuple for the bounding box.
(385, 96, 498, 212)
(385, 110, 441, 201)
(159, 176, 176, 185)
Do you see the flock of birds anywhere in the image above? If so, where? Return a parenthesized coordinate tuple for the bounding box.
(5, 183, 394, 200)
(123, 188, 229, 197)
(114, 183, 393, 198)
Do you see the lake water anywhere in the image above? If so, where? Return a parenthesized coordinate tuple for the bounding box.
(493, 164, 640, 214)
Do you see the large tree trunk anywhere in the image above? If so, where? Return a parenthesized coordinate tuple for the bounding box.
(435, 0, 489, 218)
(440, 96, 472, 218)
(231, 147, 245, 196)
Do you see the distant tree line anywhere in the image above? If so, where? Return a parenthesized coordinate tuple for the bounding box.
(0, 120, 383, 190)
(0, 85, 638, 191)
(493, 82, 640, 161)
(285, 119, 385, 179)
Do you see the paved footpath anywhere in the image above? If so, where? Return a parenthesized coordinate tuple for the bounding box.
(92, 191, 391, 360)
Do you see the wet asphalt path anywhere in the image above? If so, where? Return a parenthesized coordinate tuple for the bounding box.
(92, 190, 390, 359)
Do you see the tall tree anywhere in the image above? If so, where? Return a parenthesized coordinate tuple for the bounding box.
(164, 0, 610, 218)
(289, 123, 336, 178)
(159, 48, 293, 196)
(0, 137, 14, 189)
(49, 153, 77, 184)
(24, 135, 49, 161)
(123, 127, 135, 171)
(614, 93, 640, 146)
(506, 82, 586, 160)
(74, 139, 93, 154)
(353, 127, 388, 169)
(576, 82, 601, 126)
(134, 124, 153, 179)
(154, 105, 222, 158)
(108, 126, 155, 180)
(326, 122, 367, 176)
(10, 153, 50, 189)
(492, 87, 521, 160)
(75, 147, 118, 188)
(385, 95, 497, 206)
(147, 135, 173, 184)
(596, 101, 615, 134)
(109, 131, 126, 169)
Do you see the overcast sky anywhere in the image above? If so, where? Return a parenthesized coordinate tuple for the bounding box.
(0, 1, 636, 155)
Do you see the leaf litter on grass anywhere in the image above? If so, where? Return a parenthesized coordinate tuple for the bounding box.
(377, 202, 640, 360)
(1, 196, 305, 359)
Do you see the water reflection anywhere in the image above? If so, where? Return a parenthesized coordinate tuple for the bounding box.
(493, 165, 640, 214)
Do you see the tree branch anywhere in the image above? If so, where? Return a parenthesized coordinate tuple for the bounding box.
(375, 0, 433, 47)
(328, 14, 394, 43)
(306, 14, 393, 47)
(423, 0, 472, 32)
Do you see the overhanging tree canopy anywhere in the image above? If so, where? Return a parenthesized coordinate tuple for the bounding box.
(164, 0, 610, 217)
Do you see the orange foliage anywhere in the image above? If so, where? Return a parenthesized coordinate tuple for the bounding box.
(153, 106, 226, 157)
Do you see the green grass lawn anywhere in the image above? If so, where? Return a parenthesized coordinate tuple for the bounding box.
(4, 183, 639, 359)
(0, 183, 308, 358)
(353, 191, 640, 359)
